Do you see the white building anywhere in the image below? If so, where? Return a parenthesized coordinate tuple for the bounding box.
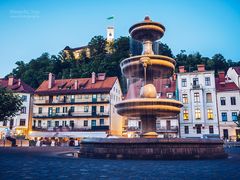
(30, 73, 123, 139)
(0, 76, 34, 138)
(227, 66, 240, 88)
(216, 71, 240, 141)
(177, 65, 219, 138)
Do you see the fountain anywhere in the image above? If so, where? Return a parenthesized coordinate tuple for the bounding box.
(80, 17, 227, 159)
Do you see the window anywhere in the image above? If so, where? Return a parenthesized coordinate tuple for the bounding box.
(38, 107, 42, 114)
(21, 95, 27, 102)
(3, 120, 7, 126)
(91, 120, 96, 127)
(231, 97, 236, 105)
(167, 93, 173, 99)
(38, 120, 41, 127)
(183, 109, 189, 120)
(207, 109, 213, 120)
(21, 107, 26, 114)
(205, 77, 211, 86)
(55, 121, 59, 127)
(84, 106, 89, 112)
(221, 112, 227, 121)
(184, 126, 189, 134)
(220, 97, 226, 105)
(100, 106, 104, 113)
(47, 121, 51, 127)
(19, 119, 26, 126)
(78, 95, 82, 99)
(70, 106, 75, 112)
(193, 78, 199, 86)
(182, 94, 188, 104)
(209, 126, 214, 134)
(63, 107, 68, 113)
(56, 107, 60, 113)
(195, 108, 201, 119)
(85, 95, 89, 99)
(70, 121, 74, 128)
(92, 94, 97, 102)
(206, 93, 212, 103)
(84, 120, 88, 127)
(196, 125, 201, 134)
(100, 119, 104, 125)
(232, 112, 238, 121)
(194, 93, 200, 103)
(181, 79, 187, 87)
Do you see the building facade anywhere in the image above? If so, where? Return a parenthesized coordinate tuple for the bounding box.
(30, 72, 123, 138)
(227, 66, 240, 88)
(216, 71, 240, 141)
(177, 65, 219, 138)
(0, 76, 34, 138)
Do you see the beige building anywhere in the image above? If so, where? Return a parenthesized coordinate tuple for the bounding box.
(216, 71, 240, 141)
(30, 72, 123, 138)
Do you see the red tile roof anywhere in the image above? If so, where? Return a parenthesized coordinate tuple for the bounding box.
(125, 78, 176, 99)
(215, 78, 239, 92)
(35, 77, 118, 95)
(233, 66, 240, 75)
(0, 78, 34, 93)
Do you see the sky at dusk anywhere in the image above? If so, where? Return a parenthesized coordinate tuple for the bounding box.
(0, 0, 240, 77)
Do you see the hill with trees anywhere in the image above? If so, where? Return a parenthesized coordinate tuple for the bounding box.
(7, 35, 240, 92)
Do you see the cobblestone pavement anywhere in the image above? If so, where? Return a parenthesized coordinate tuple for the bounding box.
(0, 147, 240, 179)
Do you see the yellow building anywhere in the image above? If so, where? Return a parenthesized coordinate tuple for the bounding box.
(30, 72, 123, 138)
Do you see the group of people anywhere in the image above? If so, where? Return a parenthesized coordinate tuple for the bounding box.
(33, 138, 79, 147)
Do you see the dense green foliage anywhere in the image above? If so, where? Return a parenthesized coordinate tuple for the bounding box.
(0, 86, 22, 121)
(8, 35, 240, 91)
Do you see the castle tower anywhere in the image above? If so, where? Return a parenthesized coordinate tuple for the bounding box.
(107, 26, 114, 42)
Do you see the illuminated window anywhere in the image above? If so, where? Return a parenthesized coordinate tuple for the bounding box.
(194, 93, 200, 103)
(182, 94, 188, 103)
(183, 109, 189, 120)
(232, 112, 238, 121)
(206, 93, 212, 103)
(222, 112, 227, 121)
(195, 108, 201, 119)
(207, 109, 213, 119)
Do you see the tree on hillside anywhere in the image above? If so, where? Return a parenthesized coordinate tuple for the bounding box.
(0, 86, 22, 122)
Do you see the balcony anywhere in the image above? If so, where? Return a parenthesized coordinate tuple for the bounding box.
(156, 126, 178, 133)
(34, 98, 110, 105)
(33, 111, 109, 118)
(32, 125, 109, 132)
(191, 84, 202, 90)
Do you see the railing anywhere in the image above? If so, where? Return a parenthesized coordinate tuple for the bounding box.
(156, 126, 178, 132)
(33, 111, 109, 118)
(32, 126, 109, 132)
(191, 84, 202, 89)
(34, 97, 110, 105)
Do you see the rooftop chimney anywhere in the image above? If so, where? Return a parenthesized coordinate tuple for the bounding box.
(172, 73, 177, 81)
(18, 79, 21, 86)
(98, 73, 106, 81)
(197, 64, 205, 72)
(74, 80, 78, 90)
(92, 72, 96, 84)
(8, 75, 14, 86)
(48, 73, 55, 89)
(218, 71, 225, 83)
(179, 66, 185, 73)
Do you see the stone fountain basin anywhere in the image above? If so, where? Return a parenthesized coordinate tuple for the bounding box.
(120, 55, 176, 79)
(115, 98, 183, 117)
(129, 21, 165, 42)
